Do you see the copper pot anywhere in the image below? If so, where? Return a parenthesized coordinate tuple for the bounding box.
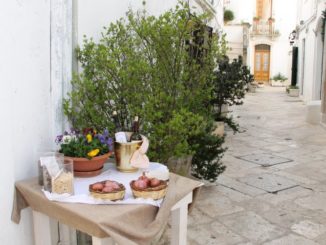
(114, 132, 142, 172)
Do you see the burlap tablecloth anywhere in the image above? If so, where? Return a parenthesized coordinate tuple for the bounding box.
(12, 173, 202, 245)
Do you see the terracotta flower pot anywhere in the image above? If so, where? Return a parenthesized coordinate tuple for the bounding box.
(65, 152, 112, 174)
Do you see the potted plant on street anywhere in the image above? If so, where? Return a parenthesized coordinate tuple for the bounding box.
(268, 17, 275, 23)
(271, 73, 287, 87)
(56, 129, 113, 177)
(211, 55, 248, 134)
(288, 85, 300, 97)
(189, 122, 227, 183)
(253, 16, 260, 22)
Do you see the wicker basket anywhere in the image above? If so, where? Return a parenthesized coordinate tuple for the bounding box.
(89, 182, 125, 201)
(130, 180, 168, 200)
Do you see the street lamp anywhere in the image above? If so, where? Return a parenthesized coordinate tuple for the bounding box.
(289, 30, 297, 46)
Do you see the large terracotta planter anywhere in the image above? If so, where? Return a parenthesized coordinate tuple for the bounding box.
(65, 152, 111, 177)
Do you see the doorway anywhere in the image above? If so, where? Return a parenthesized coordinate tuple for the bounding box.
(254, 44, 271, 83)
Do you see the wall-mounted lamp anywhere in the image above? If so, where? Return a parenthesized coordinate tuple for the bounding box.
(289, 30, 297, 45)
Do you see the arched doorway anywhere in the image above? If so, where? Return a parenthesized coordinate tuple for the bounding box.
(254, 44, 271, 83)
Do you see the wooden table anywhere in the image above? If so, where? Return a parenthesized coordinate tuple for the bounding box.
(13, 173, 200, 245)
(32, 192, 192, 245)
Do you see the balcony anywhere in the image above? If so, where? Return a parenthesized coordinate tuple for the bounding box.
(251, 19, 280, 39)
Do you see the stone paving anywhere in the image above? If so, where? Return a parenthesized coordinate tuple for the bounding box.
(160, 86, 326, 244)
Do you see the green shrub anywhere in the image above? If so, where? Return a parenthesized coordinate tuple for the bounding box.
(224, 9, 234, 23)
(190, 122, 227, 182)
(211, 55, 249, 133)
(63, 2, 227, 180)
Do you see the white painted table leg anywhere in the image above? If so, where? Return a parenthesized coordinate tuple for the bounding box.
(32, 210, 58, 245)
(171, 192, 193, 245)
(92, 236, 116, 245)
(58, 223, 77, 245)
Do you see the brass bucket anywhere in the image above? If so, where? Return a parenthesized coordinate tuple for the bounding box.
(114, 132, 143, 172)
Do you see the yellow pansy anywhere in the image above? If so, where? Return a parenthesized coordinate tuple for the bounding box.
(86, 134, 92, 143)
(87, 149, 100, 158)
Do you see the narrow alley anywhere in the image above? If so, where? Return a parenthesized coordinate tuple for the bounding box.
(188, 87, 326, 245)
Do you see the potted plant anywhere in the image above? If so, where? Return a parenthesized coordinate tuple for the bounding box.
(224, 9, 234, 24)
(288, 85, 300, 97)
(253, 16, 260, 22)
(189, 121, 227, 183)
(56, 128, 113, 177)
(211, 55, 249, 134)
(268, 17, 275, 23)
(271, 73, 287, 87)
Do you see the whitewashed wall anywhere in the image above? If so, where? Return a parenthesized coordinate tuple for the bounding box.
(77, 0, 223, 45)
(0, 1, 51, 245)
(0, 0, 73, 244)
(296, 0, 325, 102)
(272, 0, 297, 83)
(224, 25, 245, 61)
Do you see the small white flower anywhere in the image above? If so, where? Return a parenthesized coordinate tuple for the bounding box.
(62, 135, 72, 144)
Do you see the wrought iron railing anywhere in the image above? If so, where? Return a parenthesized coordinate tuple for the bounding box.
(251, 19, 279, 37)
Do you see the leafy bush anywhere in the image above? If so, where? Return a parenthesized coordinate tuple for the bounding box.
(211, 55, 249, 132)
(224, 9, 234, 23)
(190, 123, 227, 182)
(63, 2, 227, 179)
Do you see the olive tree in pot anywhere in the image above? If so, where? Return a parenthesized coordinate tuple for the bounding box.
(211, 55, 248, 134)
(63, 2, 227, 182)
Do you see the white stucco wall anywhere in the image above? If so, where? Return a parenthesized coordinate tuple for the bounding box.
(0, 0, 73, 244)
(296, 0, 325, 102)
(224, 25, 245, 60)
(0, 1, 51, 244)
(77, 0, 223, 45)
(77, 0, 176, 44)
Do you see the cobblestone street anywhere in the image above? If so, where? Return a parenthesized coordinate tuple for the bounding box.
(186, 86, 326, 245)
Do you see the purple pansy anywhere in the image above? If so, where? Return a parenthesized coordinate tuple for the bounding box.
(55, 135, 63, 144)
